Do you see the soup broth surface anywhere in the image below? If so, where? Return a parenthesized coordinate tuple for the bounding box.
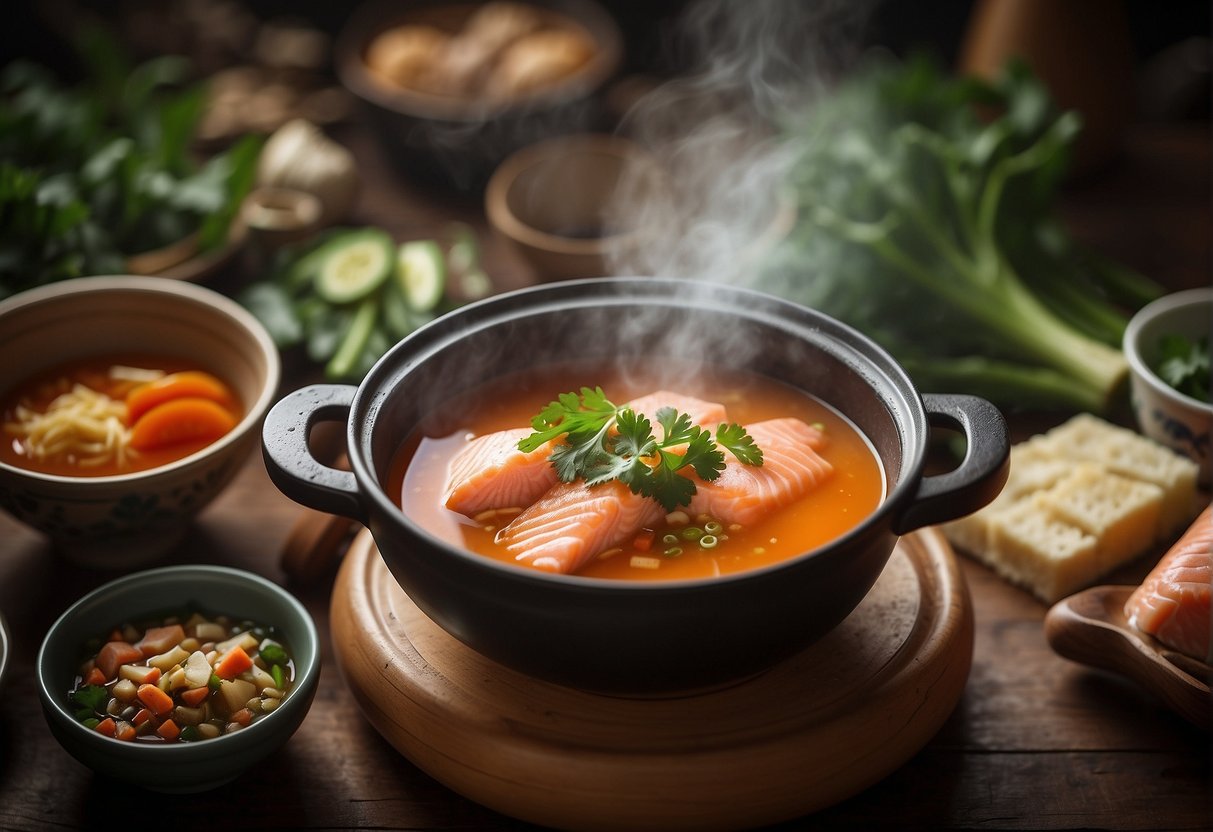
(1, 354, 241, 477)
(390, 362, 885, 581)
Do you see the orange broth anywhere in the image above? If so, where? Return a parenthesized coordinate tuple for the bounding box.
(1, 354, 242, 477)
(389, 363, 885, 581)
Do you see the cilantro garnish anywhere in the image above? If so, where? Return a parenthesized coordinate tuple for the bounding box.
(518, 388, 763, 511)
(1156, 333, 1210, 403)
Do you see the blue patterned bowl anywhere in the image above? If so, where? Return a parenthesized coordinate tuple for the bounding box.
(1123, 287, 1212, 486)
(0, 276, 280, 568)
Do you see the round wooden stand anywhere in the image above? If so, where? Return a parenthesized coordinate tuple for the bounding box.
(330, 528, 973, 831)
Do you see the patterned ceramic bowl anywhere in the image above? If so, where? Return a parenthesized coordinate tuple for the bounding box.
(1123, 287, 1212, 486)
(0, 276, 280, 568)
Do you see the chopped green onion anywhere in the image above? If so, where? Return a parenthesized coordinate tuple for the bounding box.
(259, 641, 288, 665)
(704, 521, 722, 534)
(680, 526, 704, 540)
(663, 546, 683, 558)
(699, 534, 719, 549)
(661, 533, 679, 545)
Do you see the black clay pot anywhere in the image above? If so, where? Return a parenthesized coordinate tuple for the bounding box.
(263, 278, 1009, 694)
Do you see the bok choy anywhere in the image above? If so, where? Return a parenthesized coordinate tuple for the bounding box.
(761, 55, 1163, 413)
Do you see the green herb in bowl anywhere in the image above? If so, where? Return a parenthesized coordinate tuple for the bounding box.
(1155, 333, 1210, 403)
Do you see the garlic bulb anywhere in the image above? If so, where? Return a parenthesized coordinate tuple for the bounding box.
(256, 119, 358, 225)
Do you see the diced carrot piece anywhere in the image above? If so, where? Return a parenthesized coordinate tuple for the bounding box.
(115, 721, 137, 742)
(134, 625, 185, 658)
(632, 530, 655, 552)
(132, 708, 153, 727)
(95, 717, 117, 737)
(156, 719, 181, 741)
(127, 397, 237, 452)
(143, 666, 162, 685)
(229, 708, 254, 727)
(125, 371, 235, 425)
(84, 667, 107, 687)
(214, 645, 254, 679)
(137, 683, 175, 716)
(180, 686, 210, 707)
(96, 641, 142, 680)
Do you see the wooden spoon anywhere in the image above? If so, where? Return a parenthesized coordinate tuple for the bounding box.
(1044, 585, 1211, 728)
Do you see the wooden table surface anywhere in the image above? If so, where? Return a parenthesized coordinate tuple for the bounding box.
(0, 118, 1209, 831)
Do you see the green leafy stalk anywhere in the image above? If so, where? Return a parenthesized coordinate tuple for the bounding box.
(519, 389, 763, 512)
(762, 54, 1152, 414)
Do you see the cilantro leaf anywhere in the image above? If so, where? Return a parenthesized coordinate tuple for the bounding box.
(717, 423, 764, 465)
(517, 389, 764, 510)
(1156, 334, 1210, 403)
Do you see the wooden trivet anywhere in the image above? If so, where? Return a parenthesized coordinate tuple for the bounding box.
(331, 527, 972, 831)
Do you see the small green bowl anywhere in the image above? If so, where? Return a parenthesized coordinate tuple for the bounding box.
(36, 565, 320, 794)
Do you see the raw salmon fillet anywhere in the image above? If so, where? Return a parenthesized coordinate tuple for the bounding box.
(621, 390, 729, 428)
(443, 428, 557, 517)
(495, 480, 664, 574)
(1124, 504, 1212, 663)
(687, 418, 833, 527)
(443, 391, 727, 518)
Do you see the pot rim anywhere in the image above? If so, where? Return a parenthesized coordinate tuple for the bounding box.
(340, 276, 930, 591)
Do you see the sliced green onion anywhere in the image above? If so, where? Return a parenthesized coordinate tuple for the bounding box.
(699, 534, 719, 549)
(259, 641, 288, 665)
(680, 526, 704, 540)
(663, 546, 683, 558)
(661, 534, 679, 545)
(704, 521, 722, 534)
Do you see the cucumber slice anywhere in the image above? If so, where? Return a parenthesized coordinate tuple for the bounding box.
(396, 240, 446, 312)
(325, 296, 380, 380)
(315, 229, 394, 304)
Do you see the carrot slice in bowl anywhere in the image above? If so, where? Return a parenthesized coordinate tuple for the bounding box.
(125, 371, 235, 425)
(128, 397, 238, 452)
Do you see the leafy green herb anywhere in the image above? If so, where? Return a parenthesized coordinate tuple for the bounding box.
(518, 388, 763, 512)
(761, 54, 1165, 413)
(1156, 333, 1210, 403)
(0, 29, 260, 298)
(71, 684, 108, 714)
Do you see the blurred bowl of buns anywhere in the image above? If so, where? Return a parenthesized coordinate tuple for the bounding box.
(336, 0, 623, 194)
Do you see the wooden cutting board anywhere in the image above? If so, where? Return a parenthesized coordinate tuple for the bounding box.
(330, 528, 972, 831)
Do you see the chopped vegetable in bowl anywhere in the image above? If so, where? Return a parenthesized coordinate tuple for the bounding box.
(67, 609, 295, 744)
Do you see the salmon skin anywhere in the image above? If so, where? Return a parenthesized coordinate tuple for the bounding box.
(442, 391, 729, 518)
(443, 428, 558, 517)
(687, 418, 833, 527)
(1124, 504, 1212, 664)
(495, 480, 664, 574)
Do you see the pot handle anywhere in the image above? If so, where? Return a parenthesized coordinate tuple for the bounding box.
(261, 384, 367, 524)
(890, 393, 1010, 536)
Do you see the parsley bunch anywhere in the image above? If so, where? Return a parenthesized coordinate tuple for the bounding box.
(518, 387, 763, 511)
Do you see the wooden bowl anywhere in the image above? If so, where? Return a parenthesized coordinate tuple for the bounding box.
(485, 133, 674, 281)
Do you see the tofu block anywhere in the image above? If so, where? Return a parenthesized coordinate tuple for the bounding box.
(942, 412, 1202, 604)
(986, 497, 1100, 603)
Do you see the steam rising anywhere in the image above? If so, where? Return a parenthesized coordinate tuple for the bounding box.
(604, 0, 877, 285)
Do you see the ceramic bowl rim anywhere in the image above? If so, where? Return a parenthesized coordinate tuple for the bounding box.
(0, 275, 282, 486)
(36, 564, 320, 762)
(1123, 286, 1213, 414)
